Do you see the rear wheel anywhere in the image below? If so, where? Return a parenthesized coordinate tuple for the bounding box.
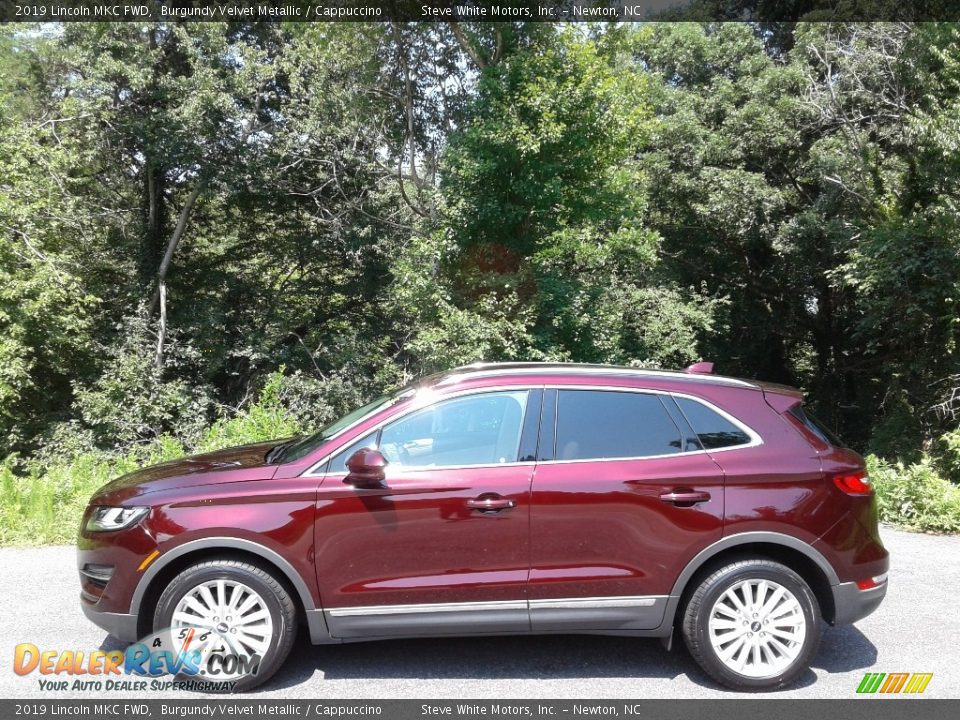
(153, 558, 297, 692)
(681, 558, 821, 690)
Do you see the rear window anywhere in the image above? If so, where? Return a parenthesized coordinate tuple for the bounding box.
(789, 406, 845, 447)
(555, 390, 682, 461)
(674, 397, 752, 450)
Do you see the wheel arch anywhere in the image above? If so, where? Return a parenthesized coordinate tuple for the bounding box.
(667, 532, 839, 628)
(130, 537, 322, 639)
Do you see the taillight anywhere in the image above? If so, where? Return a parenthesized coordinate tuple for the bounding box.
(833, 471, 872, 495)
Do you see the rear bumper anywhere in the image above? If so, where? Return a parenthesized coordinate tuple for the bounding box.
(81, 598, 139, 642)
(830, 580, 887, 625)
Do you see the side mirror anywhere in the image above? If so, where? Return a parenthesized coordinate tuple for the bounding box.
(344, 448, 388, 488)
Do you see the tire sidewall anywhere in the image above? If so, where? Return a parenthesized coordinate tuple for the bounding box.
(154, 563, 291, 692)
(689, 563, 821, 690)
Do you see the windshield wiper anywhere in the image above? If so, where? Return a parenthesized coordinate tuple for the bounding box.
(265, 438, 298, 465)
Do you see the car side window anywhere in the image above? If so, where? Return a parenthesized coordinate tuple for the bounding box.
(554, 390, 682, 461)
(379, 391, 529, 469)
(674, 397, 752, 449)
(328, 432, 379, 474)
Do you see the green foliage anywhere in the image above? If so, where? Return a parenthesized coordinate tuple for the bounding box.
(0, 370, 311, 545)
(3, 22, 960, 543)
(868, 454, 960, 534)
(70, 312, 213, 449)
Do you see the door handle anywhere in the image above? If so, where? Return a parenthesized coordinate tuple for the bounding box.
(467, 495, 516, 513)
(659, 490, 711, 506)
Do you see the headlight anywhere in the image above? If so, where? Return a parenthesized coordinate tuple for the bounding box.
(85, 506, 149, 532)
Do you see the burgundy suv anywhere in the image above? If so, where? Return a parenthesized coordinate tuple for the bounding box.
(78, 362, 888, 691)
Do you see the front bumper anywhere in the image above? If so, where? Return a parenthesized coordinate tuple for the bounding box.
(830, 580, 888, 625)
(81, 599, 140, 642)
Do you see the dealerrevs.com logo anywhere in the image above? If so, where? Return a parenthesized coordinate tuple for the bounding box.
(856, 672, 934, 694)
(13, 627, 261, 692)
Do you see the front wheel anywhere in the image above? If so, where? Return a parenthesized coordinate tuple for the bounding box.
(681, 558, 821, 690)
(153, 558, 297, 692)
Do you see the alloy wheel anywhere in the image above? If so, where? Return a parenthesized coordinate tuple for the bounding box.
(707, 578, 807, 678)
(170, 578, 275, 679)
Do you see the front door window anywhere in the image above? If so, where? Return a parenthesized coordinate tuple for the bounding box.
(379, 391, 529, 469)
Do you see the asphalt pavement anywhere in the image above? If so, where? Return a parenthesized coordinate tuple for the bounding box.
(1, 526, 957, 699)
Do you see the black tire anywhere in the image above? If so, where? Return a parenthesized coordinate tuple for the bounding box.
(153, 558, 297, 692)
(681, 558, 821, 691)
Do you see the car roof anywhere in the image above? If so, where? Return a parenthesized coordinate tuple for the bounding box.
(424, 361, 792, 393)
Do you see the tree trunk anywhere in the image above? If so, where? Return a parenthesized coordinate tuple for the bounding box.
(149, 182, 204, 368)
(154, 280, 167, 369)
(149, 182, 204, 315)
(141, 164, 166, 287)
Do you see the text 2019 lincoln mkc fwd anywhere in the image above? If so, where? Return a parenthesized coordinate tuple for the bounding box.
(78, 362, 888, 691)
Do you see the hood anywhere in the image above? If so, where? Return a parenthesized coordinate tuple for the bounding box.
(93, 439, 289, 503)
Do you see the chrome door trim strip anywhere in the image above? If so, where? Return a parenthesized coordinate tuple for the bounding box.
(327, 595, 665, 617)
(328, 599, 527, 617)
(529, 595, 664, 610)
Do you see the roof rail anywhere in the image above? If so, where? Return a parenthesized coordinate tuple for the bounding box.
(434, 362, 756, 389)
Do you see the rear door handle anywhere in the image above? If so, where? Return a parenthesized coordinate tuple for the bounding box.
(467, 495, 516, 513)
(659, 490, 711, 506)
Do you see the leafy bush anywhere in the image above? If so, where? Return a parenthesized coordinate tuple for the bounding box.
(867, 454, 960, 533)
(72, 312, 214, 450)
(936, 428, 960, 483)
(0, 370, 328, 546)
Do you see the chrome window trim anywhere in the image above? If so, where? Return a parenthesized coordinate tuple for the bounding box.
(541, 386, 762, 465)
(670, 391, 762, 453)
(303, 383, 762, 477)
(327, 595, 664, 617)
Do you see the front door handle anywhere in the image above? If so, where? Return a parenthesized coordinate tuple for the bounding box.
(467, 495, 516, 513)
(659, 490, 711, 506)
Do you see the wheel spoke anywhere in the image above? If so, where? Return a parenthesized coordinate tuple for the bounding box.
(723, 588, 749, 614)
(709, 618, 741, 631)
(240, 609, 269, 624)
(198, 585, 218, 615)
(172, 612, 216, 629)
(235, 631, 270, 654)
(714, 602, 740, 620)
(235, 593, 259, 617)
(760, 584, 784, 611)
(216, 580, 227, 614)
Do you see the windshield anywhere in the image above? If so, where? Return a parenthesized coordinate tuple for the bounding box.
(274, 388, 413, 463)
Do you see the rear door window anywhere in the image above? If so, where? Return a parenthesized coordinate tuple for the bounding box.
(554, 390, 683, 461)
(673, 397, 752, 450)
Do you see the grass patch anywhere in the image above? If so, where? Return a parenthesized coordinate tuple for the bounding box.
(0, 397, 307, 546)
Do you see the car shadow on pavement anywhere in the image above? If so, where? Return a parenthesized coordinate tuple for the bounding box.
(99, 636, 127, 652)
(268, 635, 692, 690)
(253, 623, 877, 693)
(812, 624, 878, 673)
(94, 623, 876, 694)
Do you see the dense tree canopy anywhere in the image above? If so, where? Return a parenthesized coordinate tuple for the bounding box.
(2, 21, 959, 477)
